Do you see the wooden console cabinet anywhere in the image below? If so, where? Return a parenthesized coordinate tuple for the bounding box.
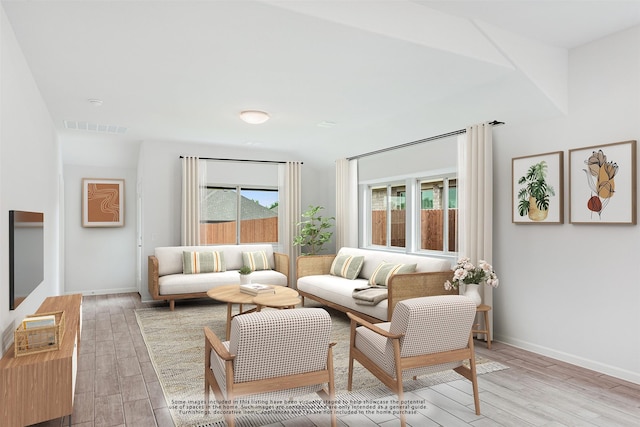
(0, 294, 82, 427)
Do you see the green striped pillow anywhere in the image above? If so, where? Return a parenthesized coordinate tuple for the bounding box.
(368, 261, 416, 287)
(182, 251, 225, 274)
(242, 251, 271, 271)
(329, 255, 364, 280)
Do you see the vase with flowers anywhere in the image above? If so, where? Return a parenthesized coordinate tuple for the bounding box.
(444, 257, 499, 306)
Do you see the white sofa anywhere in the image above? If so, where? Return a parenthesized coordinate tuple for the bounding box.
(296, 247, 455, 322)
(149, 244, 289, 310)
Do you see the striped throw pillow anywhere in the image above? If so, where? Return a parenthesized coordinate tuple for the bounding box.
(242, 251, 271, 271)
(182, 251, 225, 274)
(368, 261, 417, 287)
(329, 255, 365, 280)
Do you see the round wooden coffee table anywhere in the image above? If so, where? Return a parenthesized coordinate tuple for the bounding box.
(254, 291, 300, 312)
(207, 284, 299, 339)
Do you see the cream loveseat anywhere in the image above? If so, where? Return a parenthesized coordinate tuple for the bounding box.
(149, 244, 289, 310)
(296, 247, 455, 323)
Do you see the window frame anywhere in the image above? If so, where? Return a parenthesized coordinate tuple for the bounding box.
(201, 184, 279, 245)
(416, 173, 457, 255)
(362, 169, 457, 260)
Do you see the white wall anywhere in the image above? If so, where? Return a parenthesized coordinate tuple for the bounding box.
(63, 164, 137, 295)
(493, 25, 640, 384)
(137, 140, 330, 302)
(358, 135, 458, 181)
(0, 6, 61, 352)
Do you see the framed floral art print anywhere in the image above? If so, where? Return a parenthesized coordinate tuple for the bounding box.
(569, 140, 636, 224)
(512, 151, 564, 224)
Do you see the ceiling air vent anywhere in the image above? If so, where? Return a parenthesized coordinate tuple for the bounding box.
(63, 120, 127, 134)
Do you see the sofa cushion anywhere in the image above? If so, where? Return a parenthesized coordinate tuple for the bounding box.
(182, 251, 225, 274)
(158, 269, 287, 296)
(298, 275, 388, 320)
(329, 255, 364, 280)
(368, 261, 417, 287)
(336, 247, 451, 279)
(242, 251, 270, 271)
(155, 244, 276, 276)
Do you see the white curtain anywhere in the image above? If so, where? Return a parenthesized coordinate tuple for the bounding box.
(181, 156, 206, 245)
(458, 122, 494, 310)
(278, 161, 302, 287)
(335, 158, 359, 250)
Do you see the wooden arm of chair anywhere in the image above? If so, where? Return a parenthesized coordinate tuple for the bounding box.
(296, 254, 337, 279)
(347, 312, 404, 340)
(273, 252, 290, 283)
(148, 255, 160, 299)
(204, 327, 235, 361)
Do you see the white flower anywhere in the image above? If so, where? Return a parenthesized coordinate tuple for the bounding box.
(479, 260, 492, 271)
(444, 257, 500, 290)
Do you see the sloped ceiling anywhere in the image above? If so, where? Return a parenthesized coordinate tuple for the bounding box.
(2, 1, 639, 166)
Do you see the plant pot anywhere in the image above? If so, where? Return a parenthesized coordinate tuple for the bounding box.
(464, 283, 482, 306)
(528, 196, 549, 221)
(239, 274, 252, 285)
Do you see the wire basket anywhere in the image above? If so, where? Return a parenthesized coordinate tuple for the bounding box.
(14, 310, 65, 357)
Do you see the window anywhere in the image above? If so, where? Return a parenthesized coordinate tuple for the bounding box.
(369, 184, 406, 248)
(419, 177, 457, 252)
(201, 186, 278, 244)
(366, 174, 457, 255)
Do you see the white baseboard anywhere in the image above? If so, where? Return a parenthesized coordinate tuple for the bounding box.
(495, 333, 640, 385)
(65, 287, 139, 296)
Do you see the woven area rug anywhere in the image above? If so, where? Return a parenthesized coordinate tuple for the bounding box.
(136, 301, 508, 427)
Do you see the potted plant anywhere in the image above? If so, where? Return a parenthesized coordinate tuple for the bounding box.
(293, 205, 335, 255)
(517, 160, 556, 221)
(238, 265, 253, 285)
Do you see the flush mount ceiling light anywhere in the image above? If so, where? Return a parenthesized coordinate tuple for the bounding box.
(239, 110, 270, 124)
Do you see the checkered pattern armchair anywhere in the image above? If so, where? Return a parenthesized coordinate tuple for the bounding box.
(204, 308, 336, 427)
(347, 295, 480, 427)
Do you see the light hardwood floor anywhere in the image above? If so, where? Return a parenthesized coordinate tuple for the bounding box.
(34, 293, 640, 427)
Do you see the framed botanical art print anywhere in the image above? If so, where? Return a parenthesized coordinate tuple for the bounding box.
(82, 178, 125, 227)
(512, 151, 564, 224)
(569, 140, 636, 224)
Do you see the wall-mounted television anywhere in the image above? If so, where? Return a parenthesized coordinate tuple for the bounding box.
(9, 210, 44, 310)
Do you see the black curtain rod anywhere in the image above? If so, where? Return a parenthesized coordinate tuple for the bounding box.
(347, 120, 504, 160)
(179, 156, 302, 165)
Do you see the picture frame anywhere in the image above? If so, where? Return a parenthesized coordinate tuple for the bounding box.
(512, 151, 564, 224)
(569, 140, 636, 224)
(82, 178, 124, 227)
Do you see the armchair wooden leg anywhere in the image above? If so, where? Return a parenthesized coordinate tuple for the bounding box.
(468, 335, 481, 415)
(204, 377, 209, 415)
(348, 319, 357, 391)
(204, 331, 211, 415)
(392, 340, 407, 427)
(327, 344, 337, 427)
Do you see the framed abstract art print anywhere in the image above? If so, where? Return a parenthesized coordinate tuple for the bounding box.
(82, 178, 125, 227)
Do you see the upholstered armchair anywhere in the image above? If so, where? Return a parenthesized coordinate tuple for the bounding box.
(347, 295, 480, 427)
(204, 308, 337, 427)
